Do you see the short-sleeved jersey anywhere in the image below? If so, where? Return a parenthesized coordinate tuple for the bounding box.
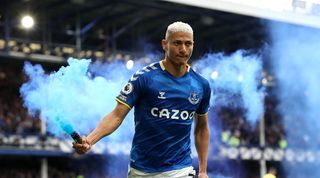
(116, 61, 211, 173)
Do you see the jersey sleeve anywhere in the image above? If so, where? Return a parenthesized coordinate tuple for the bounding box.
(196, 81, 211, 115)
(116, 72, 145, 109)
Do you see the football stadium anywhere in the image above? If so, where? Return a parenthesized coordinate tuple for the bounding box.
(1, 0, 320, 178)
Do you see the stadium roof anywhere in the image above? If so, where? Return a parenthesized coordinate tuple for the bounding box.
(1, 0, 268, 59)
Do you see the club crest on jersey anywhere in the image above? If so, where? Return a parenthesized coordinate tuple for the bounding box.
(121, 82, 133, 95)
(188, 91, 200, 105)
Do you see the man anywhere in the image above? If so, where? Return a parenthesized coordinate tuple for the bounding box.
(73, 21, 211, 178)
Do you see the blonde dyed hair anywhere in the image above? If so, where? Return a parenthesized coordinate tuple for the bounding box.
(165, 21, 193, 40)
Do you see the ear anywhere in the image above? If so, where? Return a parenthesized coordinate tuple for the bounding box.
(162, 39, 167, 51)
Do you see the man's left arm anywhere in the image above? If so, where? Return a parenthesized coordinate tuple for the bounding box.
(194, 113, 210, 178)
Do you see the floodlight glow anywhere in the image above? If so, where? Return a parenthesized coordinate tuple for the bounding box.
(262, 78, 268, 86)
(211, 71, 218, 80)
(126, 60, 134, 70)
(237, 75, 244, 82)
(21, 15, 34, 29)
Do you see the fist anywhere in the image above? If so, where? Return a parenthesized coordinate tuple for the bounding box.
(72, 136, 92, 154)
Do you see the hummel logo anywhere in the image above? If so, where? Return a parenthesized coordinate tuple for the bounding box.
(158, 91, 166, 99)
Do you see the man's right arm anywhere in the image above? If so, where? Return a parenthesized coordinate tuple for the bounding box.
(73, 102, 130, 154)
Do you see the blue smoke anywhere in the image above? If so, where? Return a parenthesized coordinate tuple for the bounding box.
(269, 22, 320, 177)
(20, 58, 144, 142)
(192, 50, 264, 177)
(193, 50, 264, 125)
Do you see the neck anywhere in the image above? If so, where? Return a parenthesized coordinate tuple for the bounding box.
(163, 58, 188, 77)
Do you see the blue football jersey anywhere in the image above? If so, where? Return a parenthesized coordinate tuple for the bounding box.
(116, 61, 211, 173)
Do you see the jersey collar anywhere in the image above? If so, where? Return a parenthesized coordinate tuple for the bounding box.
(160, 60, 191, 72)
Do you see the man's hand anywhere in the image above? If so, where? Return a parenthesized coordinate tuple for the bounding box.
(198, 173, 209, 178)
(72, 136, 92, 154)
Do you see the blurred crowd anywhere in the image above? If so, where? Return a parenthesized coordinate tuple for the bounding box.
(0, 64, 41, 136)
(216, 95, 287, 148)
